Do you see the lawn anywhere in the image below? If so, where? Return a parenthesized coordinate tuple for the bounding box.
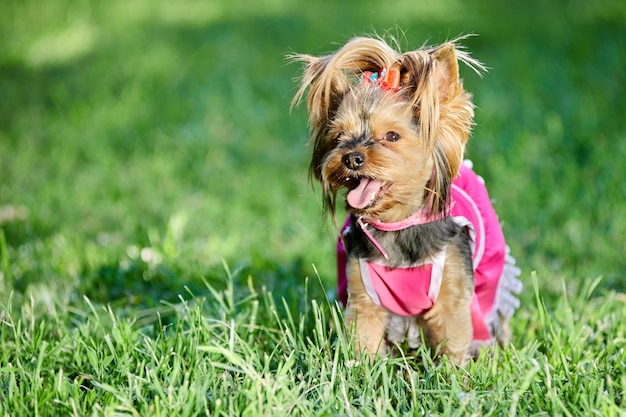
(1, 0, 625, 415)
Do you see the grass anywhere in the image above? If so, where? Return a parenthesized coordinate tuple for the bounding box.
(1, 273, 624, 415)
(1, 0, 625, 415)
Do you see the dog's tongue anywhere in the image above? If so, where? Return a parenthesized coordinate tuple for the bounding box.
(347, 178, 382, 209)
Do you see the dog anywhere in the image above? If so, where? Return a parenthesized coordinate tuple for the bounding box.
(291, 36, 522, 364)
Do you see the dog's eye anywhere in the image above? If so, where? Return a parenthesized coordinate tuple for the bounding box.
(383, 131, 400, 142)
(333, 132, 344, 143)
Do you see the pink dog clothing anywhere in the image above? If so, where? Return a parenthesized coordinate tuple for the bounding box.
(336, 162, 522, 343)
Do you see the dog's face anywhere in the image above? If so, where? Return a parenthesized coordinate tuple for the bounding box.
(292, 37, 483, 222)
(320, 86, 435, 222)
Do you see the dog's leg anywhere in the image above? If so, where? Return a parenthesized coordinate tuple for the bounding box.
(496, 314, 512, 348)
(345, 257, 389, 359)
(422, 245, 474, 365)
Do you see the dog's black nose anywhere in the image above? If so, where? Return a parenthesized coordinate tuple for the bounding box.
(343, 152, 365, 170)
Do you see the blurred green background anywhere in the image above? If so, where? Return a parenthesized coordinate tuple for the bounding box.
(1, 0, 625, 310)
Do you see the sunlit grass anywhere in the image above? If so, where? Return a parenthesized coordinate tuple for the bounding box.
(0, 268, 624, 415)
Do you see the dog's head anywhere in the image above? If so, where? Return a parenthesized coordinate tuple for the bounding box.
(292, 36, 484, 222)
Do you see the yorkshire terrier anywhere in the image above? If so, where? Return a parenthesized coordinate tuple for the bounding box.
(292, 36, 522, 364)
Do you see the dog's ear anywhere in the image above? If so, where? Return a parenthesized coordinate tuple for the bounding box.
(430, 43, 462, 103)
(291, 53, 349, 141)
(291, 53, 349, 183)
(429, 43, 467, 186)
(291, 38, 398, 129)
(398, 41, 481, 216)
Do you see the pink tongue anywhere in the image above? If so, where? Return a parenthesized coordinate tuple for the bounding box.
(347, 178, 383, 209)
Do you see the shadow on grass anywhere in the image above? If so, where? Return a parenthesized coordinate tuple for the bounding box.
(80, 253, 329, 327)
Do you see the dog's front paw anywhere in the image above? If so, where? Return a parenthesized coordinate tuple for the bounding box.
(346, 304, 389, 360)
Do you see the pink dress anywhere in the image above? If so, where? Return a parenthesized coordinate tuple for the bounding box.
(336, 162, 522, 342)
